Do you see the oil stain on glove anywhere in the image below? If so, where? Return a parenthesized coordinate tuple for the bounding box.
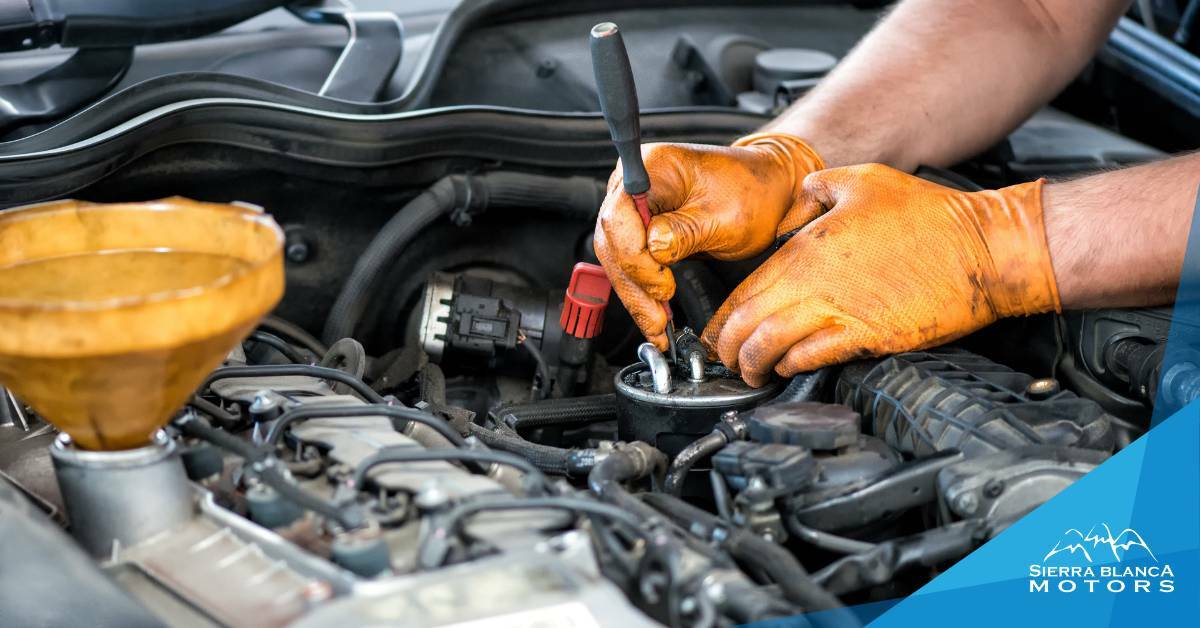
(593, 132, 824, 351)
(702, 164, 1061, 387)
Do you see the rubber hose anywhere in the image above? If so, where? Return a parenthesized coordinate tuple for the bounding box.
(204, 364, 385, 404)
(247, 330, 308, 364)
(466, 423, 597, 476)
(641, 493, 849, 617)
(323, 177, 456, 344)
(494, 394, 617, 431)
(259, 315, 327, 356)
(322, 172, 605, 344)
(351, 447, 548, 496)
(587, 444, 667, 523)
(768, 367, 833, 405)
(672, 260, 723, 332)
(663, 431, 728, 496)
(264, 404, 467, 449)
(725, 534, 852, 618)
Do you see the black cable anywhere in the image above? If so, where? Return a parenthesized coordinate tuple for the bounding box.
(264, 404, 467, 450)
(257, 462, 365, 530)
(1177, 0, 1200, 46)
(258, 315, 328, 356)
(790, 522, 877, 555)
(190, 395, 240, 428)
(173, 416, 365, 530)
(641, 493, 849, 617)
(246, 330, 309, 364)
(175, 414, 266, 461)
(519, 334, 551, 400)
(709, 470, 735, 523)
(423, 496, 649, 570)
(203, 364, 385, 404)
(351, 447, 548, 496)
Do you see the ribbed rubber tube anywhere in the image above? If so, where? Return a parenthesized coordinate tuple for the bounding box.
(466, 423, 597, 476)
(493, 394, 617, 431)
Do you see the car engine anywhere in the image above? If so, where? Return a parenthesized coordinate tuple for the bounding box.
(0, 2, 1191, 627)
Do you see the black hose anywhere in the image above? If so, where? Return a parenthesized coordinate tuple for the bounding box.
(672, 260, 724, 332)
(493, 394, 617, 431)
(663, 431, 728, 496)
(190, 395, 244, 432)
(724, 531, 850, 617)
(203, 364, 385, 404)
(257, 463, 365, 530)
(640, 493, 848, 617)
(768, 367, 833, 405)
(264, 404, 467, 450)
(246, 330, 309, 364)
(421, 496, 649, 570)
(322, 171, 604, 344)
(176, 415, 266, 462)
(351, 447, 548, 496)
(587, 443, 668, 522)
(466, 423, 597, 476)
(324, 177, 455, 345)
(259, 315, 328, 356)
(710, 470, 735, 522)
(174, 417, 365, 530)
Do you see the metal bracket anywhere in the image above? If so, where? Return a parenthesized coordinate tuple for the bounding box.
(291, 6, 404, 102)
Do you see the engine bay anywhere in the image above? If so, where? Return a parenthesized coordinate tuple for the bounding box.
(0, 2, 1190, 627)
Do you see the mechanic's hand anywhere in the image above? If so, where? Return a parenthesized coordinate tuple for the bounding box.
(593, 133, 824, 350)
(702, 164, 1062, 387)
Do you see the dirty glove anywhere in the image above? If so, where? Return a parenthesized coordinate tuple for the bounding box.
(703, 164, 1061, 387)
(593, 133, 824, 350)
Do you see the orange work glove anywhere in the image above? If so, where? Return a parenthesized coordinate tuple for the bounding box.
(593, 132, 824, 350)
(703, 164, 1061, 387)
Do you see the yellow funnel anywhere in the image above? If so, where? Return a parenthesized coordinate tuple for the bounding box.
(0, 197, 284, 450)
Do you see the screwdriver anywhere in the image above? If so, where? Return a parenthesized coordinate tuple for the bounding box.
(590, 21, 678, 362)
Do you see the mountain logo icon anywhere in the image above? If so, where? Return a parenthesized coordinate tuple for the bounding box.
(1042, 524, 1157, 564)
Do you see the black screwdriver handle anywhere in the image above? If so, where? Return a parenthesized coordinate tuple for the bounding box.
(590, 22, 651, 196)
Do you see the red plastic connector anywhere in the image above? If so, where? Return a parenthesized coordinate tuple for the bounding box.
(560, 262, 612, 339)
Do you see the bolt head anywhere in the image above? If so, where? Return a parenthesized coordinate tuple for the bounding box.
(286, 241, 310, 263)
(955, 492, 979, 514)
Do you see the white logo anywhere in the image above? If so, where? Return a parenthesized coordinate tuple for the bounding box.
(1042, 524, 1157, 563)
(1027, 523, 1175, 594)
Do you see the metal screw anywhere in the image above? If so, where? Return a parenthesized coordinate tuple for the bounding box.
(983, 478, 1006, 498)
(954, 492, 979, 515)
(286, 240, 311, 263)
(1025, 378, 1060, 399)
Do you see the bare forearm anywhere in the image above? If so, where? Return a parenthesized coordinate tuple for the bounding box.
(764, 0, 1129, 170)
(1044, 153, 1198, 309)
